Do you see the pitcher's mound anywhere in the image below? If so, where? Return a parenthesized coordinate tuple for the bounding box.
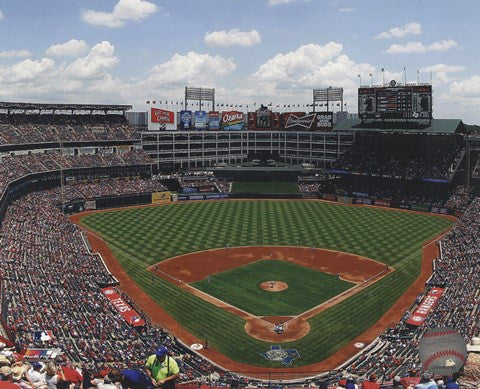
(260, 281, 288, 292)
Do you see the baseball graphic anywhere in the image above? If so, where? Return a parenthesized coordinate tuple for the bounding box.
(419, 327, 468, 375)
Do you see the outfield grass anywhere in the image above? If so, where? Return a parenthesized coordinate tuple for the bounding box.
(192, 260, 353, 316)
(80, 200, 453, 367)
(232, 181, 299, 194)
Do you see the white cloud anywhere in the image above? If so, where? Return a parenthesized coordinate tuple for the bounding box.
(267, 0, 309, 5)
(420, 64, 464, 74)
(338, 8, 355, 12)
(245, 42, 375, 108)
(45, 39, 89, 57)
(81, 0, 157, 28)
(386, 39, 458, 54)
(267, 0, 295, 5)
(147, 52, 236, 87)
(66, 41, 119, 79)
(204, 29, 261, 47)
(375, 22, 422, 40)
(0, 50, 32, 59)
(0, 58, 56, 84)
(0, 10, 4, 20)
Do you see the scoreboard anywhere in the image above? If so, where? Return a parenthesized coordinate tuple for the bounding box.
(359, 83, 432, 120)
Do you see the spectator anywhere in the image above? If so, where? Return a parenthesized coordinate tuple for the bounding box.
(145, 347, 179, 389)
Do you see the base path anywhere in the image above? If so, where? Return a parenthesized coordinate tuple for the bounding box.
(151, 246, 391, 343)
(71, 206, 453, 379)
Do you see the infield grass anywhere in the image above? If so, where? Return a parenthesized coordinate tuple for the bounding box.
(232, 181, 299, 194)
(193, 260, 353, 316)
(80, 200, 453, 367)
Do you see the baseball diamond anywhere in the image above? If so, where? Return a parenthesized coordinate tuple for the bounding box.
(77, 199, 454, 368)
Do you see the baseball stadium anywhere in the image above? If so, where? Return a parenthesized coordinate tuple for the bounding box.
(0, 77, 479, 388)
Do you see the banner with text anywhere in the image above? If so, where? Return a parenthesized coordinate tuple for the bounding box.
(406, 287, 444, 326)
(221, 111, 244, 130)
(208, 111, 220, 130)
(151, 108, 175, 124)
(101, 288, 146, 327)
(194, 110, 207, 130)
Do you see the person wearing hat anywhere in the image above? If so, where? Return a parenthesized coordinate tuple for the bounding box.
(414, 372, 438, 389)
(392, 376, 403, 389)
(28, 362, 46, 388)
(444, 376, 458, 389)
(145, 346, 179, 389)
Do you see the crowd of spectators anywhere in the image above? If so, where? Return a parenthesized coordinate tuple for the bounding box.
(0, 150, 153, 195)
(62, 178, 167, 200)
(343, 198, 480, 387)
(0, 181, 228, 387)
(0, 114, 138, 145)
(334, 141, 462, 180)
(317, 178, 472, 212)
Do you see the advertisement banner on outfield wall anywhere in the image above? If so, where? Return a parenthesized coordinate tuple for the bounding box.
(406, 287, 444, 326)
(337, 196, 353, 204)
(208, 111, 220, 130)
(194, 110, 207, 130)
(152, 191, 171, 204)
(374, 199, 391, 207)
(321, 194, 337, 201)
(221, 111, 244, 130)
(101, 288, 146, 327)
(179, 110, 192, 130)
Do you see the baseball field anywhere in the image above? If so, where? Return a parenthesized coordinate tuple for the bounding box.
(78, 200, 453, 369)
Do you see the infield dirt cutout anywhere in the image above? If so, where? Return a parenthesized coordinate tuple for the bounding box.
(148, 246, 391, 343)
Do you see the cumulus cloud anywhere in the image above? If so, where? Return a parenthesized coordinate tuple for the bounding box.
(147, 52, 236, 87)
(66, 41, 119, 79)
(81, 0, 157, 28)
(0, 10, 4, 20)
(0, 58, 56, 84)
(245, 42, 375, 107)
(0, 50, 32, 58)
(375, 22, 422, 39)
(338, 8, 355, 12)
(45, 39, 89, 57)
(386, 39, 457, 54)
(204, 29, 261, 47)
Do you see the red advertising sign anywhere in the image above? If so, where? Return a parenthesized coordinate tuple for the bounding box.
(208, 111, 219, 119)
(406, 287, 444, 326)
(151, 108, 175, 124)
(101, 287, 146, 327)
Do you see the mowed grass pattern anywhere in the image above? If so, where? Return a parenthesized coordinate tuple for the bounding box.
(80, 200, 453, 367)
(232, 181, 300, 194)
(193, 260, 353, 316)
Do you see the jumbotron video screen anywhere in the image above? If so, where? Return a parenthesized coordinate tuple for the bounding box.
(358, 82, 432, 120)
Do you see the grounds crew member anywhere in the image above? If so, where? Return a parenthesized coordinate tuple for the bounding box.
(145, 346, 179, 389)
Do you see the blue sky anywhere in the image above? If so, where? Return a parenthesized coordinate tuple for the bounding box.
(0, 0, 479, 122)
